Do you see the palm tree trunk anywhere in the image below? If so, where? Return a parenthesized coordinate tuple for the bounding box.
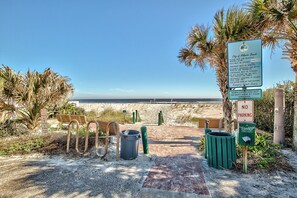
(222, 89, 234, 133)
(293, 71, 297, 150)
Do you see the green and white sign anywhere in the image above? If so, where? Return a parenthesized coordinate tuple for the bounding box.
(228, 39, 262, 88)
(229, 89, 262, 100)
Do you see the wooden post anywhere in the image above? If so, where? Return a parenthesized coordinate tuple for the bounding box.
(40, 109, 48, 133)
(205, 119, 209, 129)
(274, 88, 285, 145)
(242, 146, 248, 173)
(294, 72, 297, 150)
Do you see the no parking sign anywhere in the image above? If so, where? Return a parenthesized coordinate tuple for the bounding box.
(236, 100, 254, 122)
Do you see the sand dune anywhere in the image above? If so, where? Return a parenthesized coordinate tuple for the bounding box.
(80, 102, 223, 125)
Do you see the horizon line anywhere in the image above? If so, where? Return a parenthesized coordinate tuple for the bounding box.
(70, 97, 223, 100)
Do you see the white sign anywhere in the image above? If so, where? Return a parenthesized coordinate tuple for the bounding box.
(236, 100, 254, 122)
(40, 109, 48, 133)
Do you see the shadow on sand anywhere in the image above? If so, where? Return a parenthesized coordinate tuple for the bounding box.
(0, 155, 152, 198)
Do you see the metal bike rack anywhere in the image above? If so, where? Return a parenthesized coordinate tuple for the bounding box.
(66, 119, 81, 153)
(84, 120, 100, 153)
(102, 121, 120, 161)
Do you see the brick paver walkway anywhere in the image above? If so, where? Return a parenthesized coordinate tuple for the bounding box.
(121, 124, 210, 195)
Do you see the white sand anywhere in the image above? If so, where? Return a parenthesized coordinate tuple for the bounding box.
(79, 102, 223, 125)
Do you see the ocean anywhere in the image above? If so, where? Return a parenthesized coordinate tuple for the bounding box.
(71, 98, 222, 104)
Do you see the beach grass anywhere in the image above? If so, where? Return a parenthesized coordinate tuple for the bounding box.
(86, 107, 132, 123)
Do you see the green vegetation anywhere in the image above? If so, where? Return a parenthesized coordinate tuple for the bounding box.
(96, 108, 132, 123)
(248, 0, 297, 149)
(56, 102, 86, 116)
(0, 135, 49, 155)
(0, 65, 73, 131)
(254, 81, 294, 138)
(245, 134, 281, 169)
(0, 120, 28, 137)
(175, 115, 199, 124)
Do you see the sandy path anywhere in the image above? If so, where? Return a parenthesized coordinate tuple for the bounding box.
(121, 124, 210, 196)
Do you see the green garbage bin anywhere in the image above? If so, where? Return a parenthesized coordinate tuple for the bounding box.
(204, 128, 212, 159)
(206, 132, 236, 169)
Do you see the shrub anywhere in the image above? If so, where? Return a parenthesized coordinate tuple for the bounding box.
(57, 102, 86, 115)
(0, 66, 73, 131)
(237, 133, 282, 170)
(254, 81, 294, 137)
(175, 115, 199, 124)
(0, 121, 28, 137)
(0, 135, 48, 155)
(97, 108, 131, 123)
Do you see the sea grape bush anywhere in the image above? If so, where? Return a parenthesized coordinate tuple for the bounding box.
(254, 81, 294, 138)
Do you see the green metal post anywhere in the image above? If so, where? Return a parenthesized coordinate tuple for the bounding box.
(158, 112, 161, 126)
(136, 110, 138, 122)
(132, 112, 136, 124)
(160, 111, 164, 124)
(141, 125, 149, 154)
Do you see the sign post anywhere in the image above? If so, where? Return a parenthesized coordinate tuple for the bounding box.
(227, 39, 263, 173)
(40, 109, 48, 133)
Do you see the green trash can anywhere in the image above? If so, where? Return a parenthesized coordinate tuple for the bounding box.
(204, 128, 212, 159)
(206, 132, 236, 169)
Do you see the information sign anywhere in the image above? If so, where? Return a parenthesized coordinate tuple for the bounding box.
(229, 89, 262, 100)
(228, 39, 262, 88)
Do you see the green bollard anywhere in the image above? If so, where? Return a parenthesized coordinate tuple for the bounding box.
(204, 128, 212, 159)
(141, 125, 149, 154)
(132, 112, 136, 124)
(160, 111, 164, 124)
(158, 112, 161, 126)
(136, 110, 138, 122)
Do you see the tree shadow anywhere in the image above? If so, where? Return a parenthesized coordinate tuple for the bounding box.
(0, 155, 153, 198)
(148, 140, 198, 148)
(175, 136, 198, 141)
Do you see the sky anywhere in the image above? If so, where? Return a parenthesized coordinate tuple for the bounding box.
(0, 0, 295, 99)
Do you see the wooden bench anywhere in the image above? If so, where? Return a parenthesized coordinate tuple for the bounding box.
(96, 120, 118, 135)
(56, 114, 87, 129)
(198, 118, 224, 129)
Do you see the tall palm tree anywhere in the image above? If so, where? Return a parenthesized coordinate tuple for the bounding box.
(247, 0, 297, 148)
(179, 7, 259, 132)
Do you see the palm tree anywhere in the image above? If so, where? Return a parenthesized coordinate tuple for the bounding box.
(0, 65, 73, 131)
(247, 0, 297, 148)
(179, 7, 259, 132)
(0, 66, 22, 122)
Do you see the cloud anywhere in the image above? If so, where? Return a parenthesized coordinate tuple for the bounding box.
(110, 88, 135, 93)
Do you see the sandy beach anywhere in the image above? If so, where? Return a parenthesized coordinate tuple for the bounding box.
(79, 102, 223, 125)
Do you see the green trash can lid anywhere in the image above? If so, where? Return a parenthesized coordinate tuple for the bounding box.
(207, 132, 233, 137)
